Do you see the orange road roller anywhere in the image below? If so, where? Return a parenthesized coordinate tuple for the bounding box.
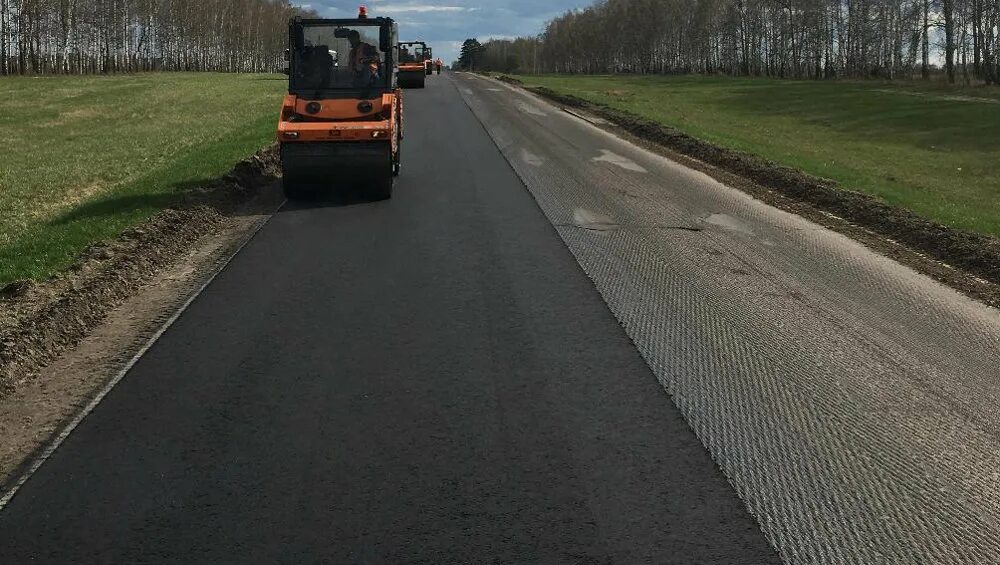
(277, 7, 402, 200)
(398, 41, 430, 88)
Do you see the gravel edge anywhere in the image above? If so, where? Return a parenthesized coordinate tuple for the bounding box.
(0, 147, 282, 399)
(497, 76, 1000, 307)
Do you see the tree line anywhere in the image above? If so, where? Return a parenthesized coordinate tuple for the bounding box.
(464, 0, 1000, 84)
(0, 0, 317, 75)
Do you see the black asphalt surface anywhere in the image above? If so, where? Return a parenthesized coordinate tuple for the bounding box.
(0, 76, 779, 564)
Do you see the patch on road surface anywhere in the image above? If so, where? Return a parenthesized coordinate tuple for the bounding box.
(520, 148, 544, 167)
(701, 213, 755, 235)
(516, 101, 547, 117)
(592, 150, 648, 173)
(572, 208, 621, 232)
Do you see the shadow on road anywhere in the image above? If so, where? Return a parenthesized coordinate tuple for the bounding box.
(280, 181, 394, 211)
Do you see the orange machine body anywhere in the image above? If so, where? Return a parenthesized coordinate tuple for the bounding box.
(278, 93, 402, 154)
(278, 11, 403, 199)
(398, 40, 430, 88)
(399, 62, 426, 72)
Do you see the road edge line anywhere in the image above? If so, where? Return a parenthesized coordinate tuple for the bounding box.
(0, 201, 286, 512)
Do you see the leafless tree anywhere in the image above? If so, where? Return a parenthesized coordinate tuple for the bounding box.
(0, 0, 316, 74)
(478, 0, 999, 85)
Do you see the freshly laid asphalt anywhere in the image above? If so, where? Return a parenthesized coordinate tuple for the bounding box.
(0, 77, 781, 563)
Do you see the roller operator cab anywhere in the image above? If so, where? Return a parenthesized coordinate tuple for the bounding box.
(398, 41, 430, 88)
(278, 7, 402, 200)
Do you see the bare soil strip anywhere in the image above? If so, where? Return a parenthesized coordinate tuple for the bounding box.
(497, 76, 1000, 307)
(0, 148, 282, 485)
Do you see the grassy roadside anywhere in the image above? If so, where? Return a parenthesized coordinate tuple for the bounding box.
(510, 75, 1000, 238)
(0, 73, 285, 286)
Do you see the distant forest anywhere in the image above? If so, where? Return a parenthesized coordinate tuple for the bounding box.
(462, 0, 1000, 84)
(0, 0, 318, 75)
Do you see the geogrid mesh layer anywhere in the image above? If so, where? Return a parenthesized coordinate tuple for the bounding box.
(459, 75, 1000, 565)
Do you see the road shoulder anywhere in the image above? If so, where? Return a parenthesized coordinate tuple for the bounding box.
(0, 149, 282, 488)
(492, 75, 1000, 308)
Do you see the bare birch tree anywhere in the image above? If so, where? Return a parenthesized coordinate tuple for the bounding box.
(478, 0, 999, 85)
(0, 0, 316, 75)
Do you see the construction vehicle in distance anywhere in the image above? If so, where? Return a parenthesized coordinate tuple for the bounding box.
(424, 46, 434, 75)
(277, 7, 402, 200)
(399, 41, 430, 88)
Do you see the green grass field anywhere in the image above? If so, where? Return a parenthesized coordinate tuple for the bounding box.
(512, 75, 1000, 237)
(0, 73, 285, 285)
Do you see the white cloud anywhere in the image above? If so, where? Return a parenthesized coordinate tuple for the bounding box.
(309, 0, 593, 63)
(378, 4, 468, 12)
(478, 34, 517, 42)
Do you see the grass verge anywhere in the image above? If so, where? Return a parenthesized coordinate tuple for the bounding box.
(509, 75, 1000, 238)
(0, 73, 285, 286)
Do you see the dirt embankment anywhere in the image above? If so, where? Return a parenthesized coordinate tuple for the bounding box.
(508, 78, 1000, 306)
(0, 147, 282, 399)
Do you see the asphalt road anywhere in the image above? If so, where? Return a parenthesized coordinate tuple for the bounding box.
(454, 74, 1000, 564)
(0, 77, 782, 563)
(6, 72, 1000, 565)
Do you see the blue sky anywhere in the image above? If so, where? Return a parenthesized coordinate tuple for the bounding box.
(298, 1, 591, 63)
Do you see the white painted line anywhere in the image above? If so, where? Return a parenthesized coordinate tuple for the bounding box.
(0, 202, 284, 512)
(563, 107, 609, 125)
(592, 149, 648, 173)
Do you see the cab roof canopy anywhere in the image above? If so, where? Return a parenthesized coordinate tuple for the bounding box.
(287, 15, 399, 98)
(292, 17, 395, 25)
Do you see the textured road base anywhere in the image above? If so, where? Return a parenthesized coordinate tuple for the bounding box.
(506, 79, 1000, 308)
(460, 73, 1000, 565)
